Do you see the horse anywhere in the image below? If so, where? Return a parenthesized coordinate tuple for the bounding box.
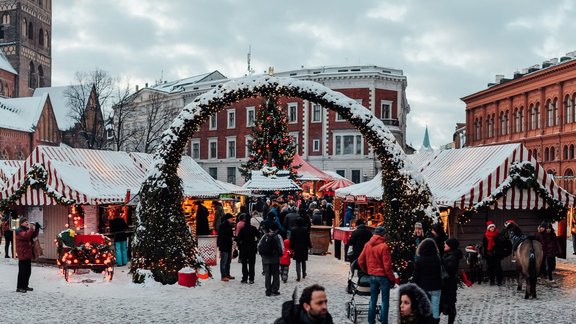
(504, 220, 543, 299)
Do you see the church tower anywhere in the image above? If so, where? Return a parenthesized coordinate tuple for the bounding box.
(0, 0, 51, 97)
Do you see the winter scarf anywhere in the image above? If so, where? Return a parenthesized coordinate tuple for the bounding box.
(484, 229, 499, 251)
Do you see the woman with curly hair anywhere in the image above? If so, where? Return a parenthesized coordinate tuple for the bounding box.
(399, 283, 434, 324)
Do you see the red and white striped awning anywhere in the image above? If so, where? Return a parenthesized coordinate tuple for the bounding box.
(291, 154, 332, 181)
(319, 178, 355, 192)
(1, 146, 146, 205)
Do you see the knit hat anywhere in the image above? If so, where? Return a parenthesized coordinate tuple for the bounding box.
(223, 213, 234, 220)
(19, 216, 28, 225)
(445, 238, 459, 251)
(486, 221, 496, 230)
(374, 226, 386, 236)
(539, 221, 548, 229)
(414, 222, 423, 229)
(504, 219, 515, 228)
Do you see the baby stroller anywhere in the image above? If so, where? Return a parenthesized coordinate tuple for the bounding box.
(345, 260, 380, 323)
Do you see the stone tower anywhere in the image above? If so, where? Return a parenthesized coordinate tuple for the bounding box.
(0, 0, 51, 97)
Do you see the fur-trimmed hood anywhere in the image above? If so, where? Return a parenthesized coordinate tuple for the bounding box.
(399, 283, 433, 319)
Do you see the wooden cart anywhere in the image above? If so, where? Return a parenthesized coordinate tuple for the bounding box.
(56, 231, 115, 282)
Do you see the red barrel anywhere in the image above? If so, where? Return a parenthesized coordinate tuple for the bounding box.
(178, 271, 198, 287)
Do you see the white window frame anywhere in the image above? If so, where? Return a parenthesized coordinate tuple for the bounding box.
(288, 102, 298, 124)
(226, 136, 236, 158)
(191, 139, 200, 160)
(333, 132, 364, 156)
(380, 100, 393, 120)
(312, 104, 322, 123)
(246, 106, 255, 127)
(227, 109, 236, 129)
(209, 114, 217, 130)
(245, 135, 253, 158)
(209, 138, 218, 160)
(313, 139, 320, 152)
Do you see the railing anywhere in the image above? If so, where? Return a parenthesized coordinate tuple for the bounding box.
(380, 118, 399, 126)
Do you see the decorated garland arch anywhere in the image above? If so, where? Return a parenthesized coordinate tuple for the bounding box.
(131, 75, 438, 284)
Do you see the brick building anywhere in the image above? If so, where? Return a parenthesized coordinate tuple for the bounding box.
(461, 51, 576, 193)
(0, 0, 51, 97)
(123, 65, 412, 185)
(0, 93, 60, 159)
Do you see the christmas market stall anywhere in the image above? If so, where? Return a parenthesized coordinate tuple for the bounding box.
(290, 154, 332, 198)
(0, 146, 146, 262)
(411, 143, 575, 271)
(242, 168, 302, 194)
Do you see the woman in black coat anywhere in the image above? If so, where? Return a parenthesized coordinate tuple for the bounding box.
(236, 214, 259, 284)
(440, 238, 463, 324)
(412, 238, 442, 322)
(289, 217, 311, 281)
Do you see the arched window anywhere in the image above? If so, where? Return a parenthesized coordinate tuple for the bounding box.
(566, 95, 572, 124)
(38, 65, 44, 87)
(547, 99, 553, 127)
(553, 98, 559, 126)
(571, 144, 575, 159)
(564, 145, 569, 160)
(2, 13, 9, 25)
(514, 108, 520, 133)
(533, 148, 538, 159)
(38, 28, 44, 46)
(21, 18, 26, 37)
(500, 112, 506, 135)
(44, 30, 49, 48)
(28, 21, 33, 40)
(520, 107, 524, 132)
(545, 147, 550, 161)
(551, 147, 556, 161)
(565, 169, 574, 194)
(528, 104, 534, 130)
(535, 103, 541, 128)
(28, 61, 36, 88)
(505, 110, 509, 134)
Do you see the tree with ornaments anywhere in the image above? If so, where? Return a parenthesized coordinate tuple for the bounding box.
(240, 97, 300, 180)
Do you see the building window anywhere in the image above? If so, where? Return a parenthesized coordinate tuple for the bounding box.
(246, 106, 255, 127)
(208, 167, 217, 179)
(313, 139, 320, 152)
(565, 169, 574, 193)
(571, 144, 575, 159)
(227, 167, 236, 184)
(28, 61, 36, 88)
(487, 115, 494, 137)
(500, 112, 506, 135)
(547, 100, 554, 127)
(38, 28, 44, 47)
(209, 114, 217, 130)
(551, 147, 555, 161)
(289, 132, 299, 151)
(2, 13, 10, 25)
(38, 65, 45, 87)
(288, 103, 298, 123)
(22, 18, 26, 37)
(545, 147, 550, 161)
(227, 109, 236, 129)
(535, 103, 541, 128)
(336, 170, 345, 177)
(533, 148, 538, 159)
(351, 170, 361, 183)
(312, 104, 322, 122)
(566, 95, 572, 124)
(245, 136, 252, 158)
(192, 141, 200, 159)
(28, 22, 33, 40)
(520, 107, 524, 132)
(227, 138, 236, 158)
(553, 99, 559, 126)
(209, 140, 217, 159)
(334, 134, 363, 155)
(380, 100, 392, 119)
(564, 145, 569, 160)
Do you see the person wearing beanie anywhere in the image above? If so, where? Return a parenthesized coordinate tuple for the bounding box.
(427, 223, 447, 257)
(482, 220, 503, 286)
(440, 238, 463, 324)
(346, 218, 373, 266)
(358, 225, 396, 324)
(237, 213, 259, 284)
(412, 238, 442, 323)
(540, 222, 561, 281)
(217, 213, 236, 281)
(15, 216, 39, 293)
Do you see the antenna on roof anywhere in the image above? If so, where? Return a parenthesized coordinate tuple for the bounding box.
(247, 45, 255, 76)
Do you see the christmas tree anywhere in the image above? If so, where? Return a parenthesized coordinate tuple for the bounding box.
(240, 97, 300, 180)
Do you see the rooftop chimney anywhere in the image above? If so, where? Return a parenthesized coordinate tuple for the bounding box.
(145, 82, 149, 88)
(550, 57, 559, 64)
(495, 74, 505, 83)
(136, 85, 139, 92)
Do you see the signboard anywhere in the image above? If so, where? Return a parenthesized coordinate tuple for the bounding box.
(345, 195, 355, 202)
(355, 195, 368, 203)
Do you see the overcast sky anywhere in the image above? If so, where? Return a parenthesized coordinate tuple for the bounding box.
(52, 0, 576, 148)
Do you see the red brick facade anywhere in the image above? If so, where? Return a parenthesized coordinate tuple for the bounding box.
(462, 58, 576, 193)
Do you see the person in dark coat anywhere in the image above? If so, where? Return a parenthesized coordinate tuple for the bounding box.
(440, 238, 463, 324)
(283, 207, 300, 236)
(345, 218, 373, 265)
(2, 215, 13, 258)
(540, 222, 561, 281)
(217, 213, 235, 281)
(412, 238, 442, 323)
(482, 221, 503, 286)
(427, 223, 447, 257)
(324, 203, 335, 227)
(194, 201, 210, 236)
(258, 222, 284, 296)
(109, 209, 129, 266)
(289, 217, 311, 281)
(274, 284, 334, 324)
(237, 214, 259, 284)
(15, 216, 39, 293)
(344, 204, 354, 226)
(399, 283, 435, 324)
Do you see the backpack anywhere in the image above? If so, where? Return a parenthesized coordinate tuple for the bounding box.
(259, 234, 278, 257)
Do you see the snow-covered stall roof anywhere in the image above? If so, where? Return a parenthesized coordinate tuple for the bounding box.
(0, 146, 146, 205)
(323, 170, 348, 181)
(335, 172, 384, 200)
(129, 152, 248, 198)
(242, 170, 302, 192)
(33, 85, 87, 131)
(0, 160, 24, 188)
(0, 94, 48, 132)
(337, 143, 575, 209)
(291, 155, 332, 181)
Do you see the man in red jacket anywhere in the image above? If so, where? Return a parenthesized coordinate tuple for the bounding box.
(15, 216, 39, 293)
(358, 226, 396, 324)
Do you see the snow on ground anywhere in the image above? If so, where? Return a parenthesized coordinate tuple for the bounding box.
(2, 245, 576, 323)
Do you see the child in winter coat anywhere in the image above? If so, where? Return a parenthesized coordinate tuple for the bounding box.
(280, 239, 293, 283)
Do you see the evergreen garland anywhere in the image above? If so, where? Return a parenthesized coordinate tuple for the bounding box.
(239, 97, 300, 181)
(134, 76, 435, 284)
(460, 161, 568, 224)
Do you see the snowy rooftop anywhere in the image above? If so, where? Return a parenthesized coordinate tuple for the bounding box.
(0, 50, 16, 74)
(292, 155, 332, 181)
(242, 170, 302, 192)
(147, 71, 227, 94)
(33, 85, 88, 130)
(0, 94, 48, 132)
